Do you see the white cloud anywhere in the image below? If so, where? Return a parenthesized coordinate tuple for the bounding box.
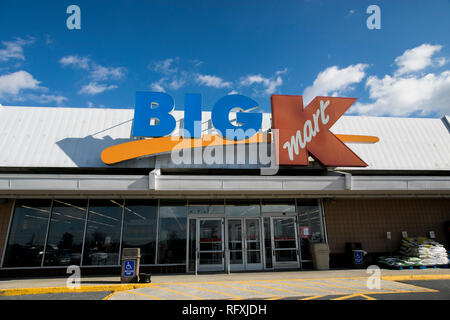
(191, 59, 203, 67)
(149, 75, 186, 92)
(61, 55, 126, 95)
(60, 55, 126, 80)
(353, 71, 450, 116)
(0, 38, 35, 62)
(275, 68, 288, 76)
(196, 74, 231, 88)
(90, 64, 126, 81)
(45, 34, 53, 45)
(0, 71, 41, 96)
(302, 64, 368, 104)
(78, 82, 117, 95)
(150, 80, 166, 92)
(167, 77, 186, 90)
(240, 70, 285, 95)
(60, 55, 90, 70)
(151, 58, 178, 74)
(25, 93, 67, 105)
(228, 90, 238, 95)
(352, 43, 450, 117)
(394, 44, 443, 75)
(0, 71, 67, 105)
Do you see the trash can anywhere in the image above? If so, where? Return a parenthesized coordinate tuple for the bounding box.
(311, 243, 330, 270)
(139, 273, 152, 283)
(121, 248, 141, 283)
(352, 249, 367, 269)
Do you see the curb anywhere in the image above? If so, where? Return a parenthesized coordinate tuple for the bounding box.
(0, 283, 155, 297)
(381, 274, 450, 281)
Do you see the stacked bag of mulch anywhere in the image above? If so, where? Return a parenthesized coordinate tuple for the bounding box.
(377, 256, 422, 268)
(399, 237, 449, 266)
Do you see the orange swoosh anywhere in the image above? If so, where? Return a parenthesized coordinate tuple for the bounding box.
(101, 133, 378, 165)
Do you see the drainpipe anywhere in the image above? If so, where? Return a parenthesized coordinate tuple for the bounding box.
(335, 170, 352, 190)
(149, 168, 161, 190)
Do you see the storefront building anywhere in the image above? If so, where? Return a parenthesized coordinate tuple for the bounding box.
(0, 94, 449, 276)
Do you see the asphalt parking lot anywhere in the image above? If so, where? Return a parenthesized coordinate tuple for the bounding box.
(104, 278, 448, 300)
(1, 270, 449, 300)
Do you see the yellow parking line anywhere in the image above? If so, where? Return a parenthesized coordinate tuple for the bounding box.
(214, 282, 276, 298)
(240, 282, 305, 295)
(266, 280, 344, 295)
(298, 280, 369, 292)
(330, 278, 436, 293)
(152, 285, 204, 300)
(123, 290, 163, 300)
(299, 295, 326, 300)
(178, 283, 243, 300)
(265, 296, 283, 300)
(359, 294, 376, 300)
(332, 293, 360, 300)
(102, 291, 117, 300)
(328, 278, 406, 292)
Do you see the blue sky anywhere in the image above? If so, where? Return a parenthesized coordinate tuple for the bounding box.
(0, 0, 449, 117)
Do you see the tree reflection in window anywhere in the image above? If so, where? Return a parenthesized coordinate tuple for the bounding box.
(44, 199, 87, 266)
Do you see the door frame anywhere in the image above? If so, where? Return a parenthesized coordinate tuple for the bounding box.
(270, 216, 300, 270)
(225, 217, 264, 272)
(196, 217, 225, 272)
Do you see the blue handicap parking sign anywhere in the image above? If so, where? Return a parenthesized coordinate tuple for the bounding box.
(354, 251, 363, 264)
(123, 260, 135, 277)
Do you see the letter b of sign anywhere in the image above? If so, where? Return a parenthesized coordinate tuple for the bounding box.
(66, 5, 81, 30)
(366, 5, 381, 30)
(132, 92, 177, 137)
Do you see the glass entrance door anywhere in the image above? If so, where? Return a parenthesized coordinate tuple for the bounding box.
(272, 217, 300, 269)
(226, 218, 263, 271)
(227, 219, 244, 271)
(197, 218, 224, 272)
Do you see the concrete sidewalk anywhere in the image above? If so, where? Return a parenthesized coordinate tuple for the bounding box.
(0, 268, 449, 293)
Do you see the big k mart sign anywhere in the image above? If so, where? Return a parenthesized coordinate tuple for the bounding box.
(101, 92, 377, 167)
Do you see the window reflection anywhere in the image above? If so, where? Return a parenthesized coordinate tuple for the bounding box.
(188, 200, 225, 215)
(3, 200, 51, 267)
(82, 200, 123, 266)
(44, 199, 87, 266)
(158, 201, 187, 264)
(261, 200, 296, 213)
(226, 200, 260, 216)
(122, 200, 158, 265)
(298, 200, 323, 243)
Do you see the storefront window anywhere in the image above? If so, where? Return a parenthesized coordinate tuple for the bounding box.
(44, 200, 87, 266)
(298, 200, 324, 244)
(158, 200, 187, 264)
(261, 200, 296, 213)
(226, 200, 260, 216)
(82, 200, 123, 266)
(263, 217, 272, 269)
(188, 200, 225, 215)
(122, 200, 158, 265)
(3, 200, 51, 267)
(188, 219, 197, 272)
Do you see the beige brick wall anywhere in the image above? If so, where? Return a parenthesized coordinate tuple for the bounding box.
(324, 198, 450, 254)
(0, 199, 14, 264)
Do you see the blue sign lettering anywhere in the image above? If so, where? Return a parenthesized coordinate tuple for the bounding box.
(132, 92, 262, 140)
